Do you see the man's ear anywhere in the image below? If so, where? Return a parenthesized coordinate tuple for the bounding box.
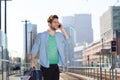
(48, 22, 51, 27)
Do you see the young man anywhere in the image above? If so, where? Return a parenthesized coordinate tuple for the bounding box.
(30, 15, 70, 80)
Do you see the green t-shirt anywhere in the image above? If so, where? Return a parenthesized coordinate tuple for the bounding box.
(47, 34, 59, 64)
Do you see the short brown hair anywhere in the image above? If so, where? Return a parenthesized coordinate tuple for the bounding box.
(47, 15, 59, 23)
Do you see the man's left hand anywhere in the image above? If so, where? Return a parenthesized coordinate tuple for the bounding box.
(59, 23, 65, 31)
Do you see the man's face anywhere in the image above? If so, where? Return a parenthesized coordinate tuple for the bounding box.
(49, 18, 59, 31)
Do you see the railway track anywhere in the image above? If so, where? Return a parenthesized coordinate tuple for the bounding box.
(60, 72, 94, 80)
(60, 67, 120, 80)
(70, 69, 120, 80)
(60, 73, 79, 80)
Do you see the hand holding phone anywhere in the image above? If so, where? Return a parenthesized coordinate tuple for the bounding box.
(58, 23, 64, 30)
(58, 24, 61, 28)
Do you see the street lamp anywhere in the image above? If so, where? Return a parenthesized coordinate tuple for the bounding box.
(22, 20, 30, 70)
(0, 0, 12, 80)
(0, 0, 12, 33)
(99, 38, 104, 80)
(0, 0, 1, 30)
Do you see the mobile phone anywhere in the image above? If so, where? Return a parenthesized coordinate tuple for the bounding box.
(58, 24, 61, 28)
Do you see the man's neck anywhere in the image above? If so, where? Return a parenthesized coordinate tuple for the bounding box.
(48, 29, 56, 36)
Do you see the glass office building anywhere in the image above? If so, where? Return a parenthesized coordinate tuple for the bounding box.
(0, 30, 9, 80)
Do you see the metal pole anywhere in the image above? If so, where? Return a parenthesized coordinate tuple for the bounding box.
(25, 20, 28, 69)
(115, 69, 117, 80)
(87, 55, 90, 77)
(5, 0, 7, 34)
(97, 68, 98, 80)
(110, 69, 111, 80)
(102, 38, 104, 68)
(1, 46, 3, 80)
(30, 31, 32, 50)
(88, 55, 90, 67)
(112, 69, 114, 80)
(100, 53, 102, 80)
(0, 0, 1, 30)
(91, 68, 92, 78)
(116, 30, 119, 68)
(100, 38, 103, 80)
(22, 20, 29, 69)
(105, 69, 106, 80)
(94, 69, 95, 80)
(112, 55, 115, 80)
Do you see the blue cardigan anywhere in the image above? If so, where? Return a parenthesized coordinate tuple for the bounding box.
(31, 31, 70, 68)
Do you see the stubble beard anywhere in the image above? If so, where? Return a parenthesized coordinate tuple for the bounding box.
(50, 26, 57, 31)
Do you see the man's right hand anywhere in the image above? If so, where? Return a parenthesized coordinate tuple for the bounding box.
(30, 54, 36, 68)
(30, 61, 35, 68)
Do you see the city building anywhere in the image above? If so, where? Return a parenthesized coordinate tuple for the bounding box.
(100, 6, 120, 54)
(23, 23, 37, 54)
(63, 26, 75, 67)
(82, 40, 111, 67)
(0, 30, 9, 80)
(64, 26, 76, 45)
(62, 14, 93, 45)
(73, 46, 85, 67)
(23, 23, 37, 64)
(82, 40, 100, 67)
(82, 6, 120, 67)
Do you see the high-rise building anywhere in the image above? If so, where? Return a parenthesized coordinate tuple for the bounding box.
(100, 6, 120, 39)
(62, 14, 93, 45)
(0, 30, 9, 80)
(100, 6, 120, 52)
(62, 16, 75, 27)
(64, 26, 76, 44)
(81, 6, 120, 68)
(23, 23, 37, 61)
(64, 26, 75, 66)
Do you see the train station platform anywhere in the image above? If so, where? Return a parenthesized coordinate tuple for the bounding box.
(9, 74, 64, 80)
(9, 72, 95, 80)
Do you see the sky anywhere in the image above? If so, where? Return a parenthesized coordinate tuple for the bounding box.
(1, 0, 119, 53)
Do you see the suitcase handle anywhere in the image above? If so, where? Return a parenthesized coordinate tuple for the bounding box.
(30, 66, 35, 70)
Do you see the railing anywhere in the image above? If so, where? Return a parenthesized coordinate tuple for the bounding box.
(0, 59, 20, 74)
(65, 67, 120, 80)
(0, 59, 11, 80)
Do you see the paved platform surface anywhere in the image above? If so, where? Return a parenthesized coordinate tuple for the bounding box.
(9, 73, 64, 80)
